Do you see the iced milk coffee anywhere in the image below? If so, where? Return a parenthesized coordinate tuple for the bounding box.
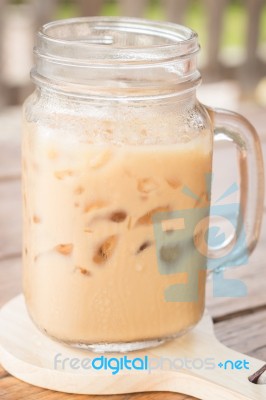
(22, 104, 212, 349)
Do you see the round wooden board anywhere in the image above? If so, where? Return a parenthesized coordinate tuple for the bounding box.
(0, 295, 265, 400)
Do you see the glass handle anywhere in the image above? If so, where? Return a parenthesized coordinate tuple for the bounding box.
(206, 106, 264, 270)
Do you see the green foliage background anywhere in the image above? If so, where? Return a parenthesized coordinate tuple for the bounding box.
(56, 0, 266, 50)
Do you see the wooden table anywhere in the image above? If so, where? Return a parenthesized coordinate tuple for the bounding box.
(0, 106, 266, 400)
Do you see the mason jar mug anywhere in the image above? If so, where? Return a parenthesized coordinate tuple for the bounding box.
(22, 17, 264, 352)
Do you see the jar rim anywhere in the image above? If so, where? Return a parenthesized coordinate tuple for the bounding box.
(38, 17, 199, 63)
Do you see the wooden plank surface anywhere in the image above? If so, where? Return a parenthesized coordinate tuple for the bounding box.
(0, 373, 196, 400)
(0, 180, 21, 260)
(0, 106, 265, 400)
(0, 258, 22, 308)
(206, 230, 266, 318)
(215, 308, 266, 361)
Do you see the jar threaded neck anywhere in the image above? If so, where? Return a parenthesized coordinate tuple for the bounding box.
(32, 17, 201, 99)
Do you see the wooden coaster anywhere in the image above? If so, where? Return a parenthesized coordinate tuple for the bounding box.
(0, 295, 265, 399)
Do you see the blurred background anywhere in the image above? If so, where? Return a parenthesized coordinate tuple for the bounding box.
(0, 0, 266, 111)
(1, 3, 266, 385)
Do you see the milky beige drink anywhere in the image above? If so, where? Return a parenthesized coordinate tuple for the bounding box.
(22, 107, 212, 347)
